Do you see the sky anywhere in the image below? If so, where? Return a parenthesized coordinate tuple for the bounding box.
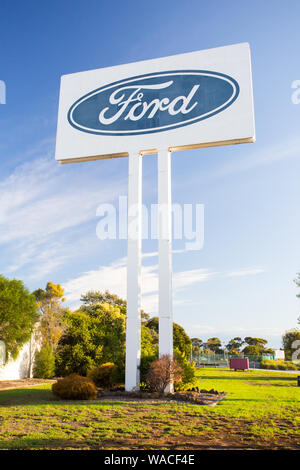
(0, 0, 300, 349)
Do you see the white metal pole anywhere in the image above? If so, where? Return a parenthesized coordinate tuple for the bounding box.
(125, 152, 142, 391)
(158, 148, 173, 392)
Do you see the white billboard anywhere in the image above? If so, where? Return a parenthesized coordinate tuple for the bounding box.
(55, 42, 255, 163)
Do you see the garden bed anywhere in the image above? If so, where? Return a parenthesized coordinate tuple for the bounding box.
(97, 388, 227, 406)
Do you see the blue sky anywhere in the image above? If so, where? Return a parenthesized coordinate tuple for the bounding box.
(0, 0, 300, 349)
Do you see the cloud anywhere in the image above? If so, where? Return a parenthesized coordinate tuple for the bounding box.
(0, 153, 126, 278)
(212, 136, 300, 179)
(187, 324, 283, 339)
(226, 267, 265, 277)
(63, 255, 265, 313)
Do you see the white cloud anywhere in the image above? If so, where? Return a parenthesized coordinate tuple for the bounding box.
(0, 153, 126, 278)
(226, 267, 265, 277)
(63, 256, 265, 314)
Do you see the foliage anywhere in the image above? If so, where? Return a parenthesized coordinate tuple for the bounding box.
(80, 289, 150, 322)
(33, 282, 66, 352)
(146, 354, 183, 394)
(225, 337, 244, 355)
(191, 337, 203, 355)
(109, 357, 125, 384)
(282, 329, 300, 361)
(260, 359, 300, 371)
(33, 346, 56, 378)
(52, 374, 97, 400)
(141, 323, 157, 356)
(206, 337, 223, 353)
(145, 317, 192, 357)
(0, 275, 40, 359)
(80, 290, 127, 315)
(139, 352, 158, 383)
(173, 348, 197, 390)
(242, 337, 274, 357)
(87, 362, 115, 388)
(55, 303, 126, 376)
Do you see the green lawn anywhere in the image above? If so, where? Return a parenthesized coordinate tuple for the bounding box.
(0, 368, 299, 450)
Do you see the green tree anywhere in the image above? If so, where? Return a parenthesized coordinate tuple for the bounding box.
(226, 337, 244, 355)
(0, 275, 39, 359)
(191, 338, 203, 357)
(33, 282, 66, 352)
(33, 345, 55, 378)
(206, 337, 223, 354)
(242, 337, 274, 357)
(282, 329, 300, 360)
(56, 302, 126, 376)
(145, 317, 192, 357)
(80, 290, 150, 321)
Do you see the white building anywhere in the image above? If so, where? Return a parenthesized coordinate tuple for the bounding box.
(0, 335, 39, 380)
(274, 349, 285, 360)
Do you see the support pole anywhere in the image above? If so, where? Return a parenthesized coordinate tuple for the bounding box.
(125, 152, 142, 391)
(158, 149, 173, 392)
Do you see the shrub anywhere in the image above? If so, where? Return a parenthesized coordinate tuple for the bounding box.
(110, 358, 125, 385)
(174, 348, 197, 390)
(260, 359, 300, 371)
(139, 353, 158, 383)
(33, 346, 55, 378)
(87, 362, 115, 388)
(146, 354, 183, 394)
(52, 374, 97, 400)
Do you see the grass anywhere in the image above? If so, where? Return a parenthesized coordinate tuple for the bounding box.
(0, 368, 299, 450)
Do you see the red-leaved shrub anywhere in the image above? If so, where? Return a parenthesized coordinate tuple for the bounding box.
(146, 354, 183, 394)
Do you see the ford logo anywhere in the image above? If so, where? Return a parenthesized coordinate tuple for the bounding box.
(68, 70, 239, 136)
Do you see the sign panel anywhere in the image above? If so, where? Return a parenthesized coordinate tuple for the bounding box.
(55, 42, 255, 163)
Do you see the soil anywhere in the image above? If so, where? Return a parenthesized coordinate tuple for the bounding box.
(97, 389, 227, 406)
(0, 378, 56, 391)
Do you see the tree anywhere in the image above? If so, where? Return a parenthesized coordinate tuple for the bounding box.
(0, 275, 40, 359)
(226, 337, 244, 355)
(206, 337, 223, 354)
(55, 302, 126, 376)
(33, 282, 66, 352)
(191, 338, 203, 357)
(145, 317, 192, 357)
(80, 289, 150, 321)
(242, 337, 274, 357)
(282, 329, 300, 361)
(33, 345, 55, 378)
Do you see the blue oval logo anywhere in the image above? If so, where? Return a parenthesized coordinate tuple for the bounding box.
(68, 70, 239, 136)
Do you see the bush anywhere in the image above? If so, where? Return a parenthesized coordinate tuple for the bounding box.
(87, 362, 115, 388)
(139, 353, 158, 383)
(146, 354, 183, 394)
(52, 374, 97, 400)
(260, 359, 300, 371)
(110, 358, 125, 385)
(33, 346, 55, 378)
(174, 348, 197, 390)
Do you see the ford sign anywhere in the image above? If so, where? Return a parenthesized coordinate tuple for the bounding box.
(56, 43, 255, 162)
(68, 71, 239, 136)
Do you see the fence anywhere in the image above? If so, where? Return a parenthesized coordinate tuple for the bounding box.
(191, 352, 273, 368)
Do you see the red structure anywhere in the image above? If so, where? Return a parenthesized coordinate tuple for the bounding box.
(229, 357, 249, 371)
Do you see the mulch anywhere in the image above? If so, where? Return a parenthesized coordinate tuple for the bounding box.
(97, 389, 227, 406)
